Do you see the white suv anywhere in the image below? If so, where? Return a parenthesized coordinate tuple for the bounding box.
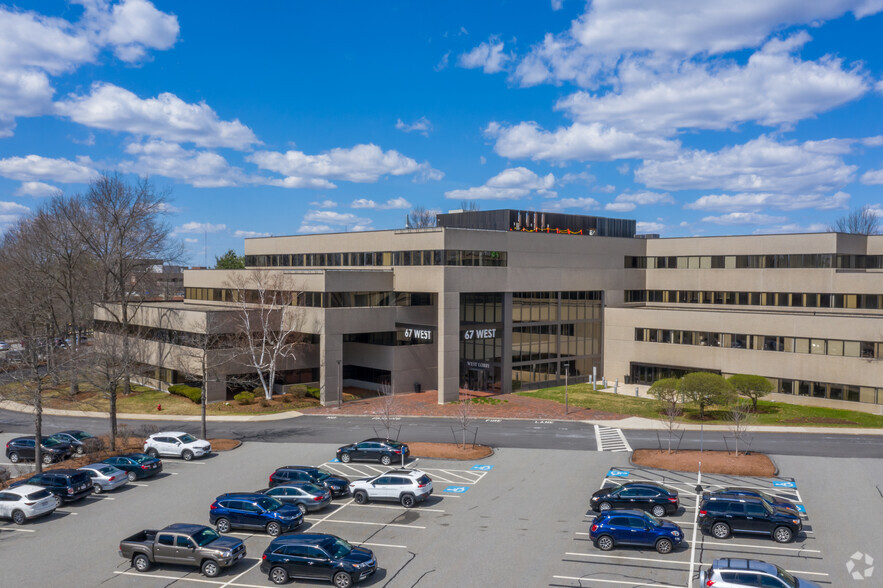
(349, 469, 433, 508)
(144, 431, 211, 461)
(0, 484, 57, 524)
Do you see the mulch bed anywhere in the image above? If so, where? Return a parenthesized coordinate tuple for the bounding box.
(779, 417, 858, 425)
(632, 449, 776, 477)
(408, 442, 493, 460)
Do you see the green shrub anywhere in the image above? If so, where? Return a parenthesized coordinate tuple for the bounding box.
(289, 384, 308, 399)
(234, 391, 255, 405)
(306, 386, 320, 400)
(168, 384, 202, 404)
(252, 387, 265, 396)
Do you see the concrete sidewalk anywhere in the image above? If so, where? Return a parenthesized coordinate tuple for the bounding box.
(0, 400, 304, 422)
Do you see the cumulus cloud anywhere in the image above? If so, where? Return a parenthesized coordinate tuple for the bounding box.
(351, 197, 411, 209)
(0, 201, 31, 231)
(119, 140, 249, 188)
(233, 230, 271, 238)
(861, 168, 883, 184)
(544, 197, 600, 211)
(299, 210, 372, 233)
(444, 167, 555, 200)
(604, 191, 675, 212)
(174, 221, 227, 234)
(458, 37, 511, 73)
(15, 181, 60, 197)
(685, 191, 850, 211)
(485, 121, 680, 162)
(0, 154, 97, 183)
(701, 212, 788, 225)
(636, 221, 665, 233)
(395, 116, 433, 136)
(94, 0, 180, 62)
(752, 222, 828, 234)
(57, 83, 257, 149)
(636, 136, 856, 194)
(309, 199, 337, 208)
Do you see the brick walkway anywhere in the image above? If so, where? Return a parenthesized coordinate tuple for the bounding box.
(301, 388, 626, 421)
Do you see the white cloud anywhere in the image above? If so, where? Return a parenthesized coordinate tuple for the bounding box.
(561, 171, 596, 185)
(0, 69, 55, 136)
(605, 202, 635, 212)
(685, 191, 850, 211)
(183, 237, 198, 243)
(303, 210, 371, 226)
(249, 143, 439, 186)
(15, 181, 60, 197)
(119, 140, 248, 188)
(0, 201, 31, 231)
(395, 116, 433, 136)
(594, 184, 616, 193)
(862, 135, 883, 147)
(0, 154, 97, 183)
(435, 51, 450, 72)
(486, 121, 680, 162)
(96, 0, 180, 62)
(351, 197, 411, 209)
(458, 37, 511, 73)
(233, 230, 271, 238)
(604, 191, 675, 212)
(444, 166, 555, 200)
(174, 221, 226, 234)
(544, 196, 600, 211)
(309, 199, 337, 208)
(57, 83, 257, 149)
(551, 0, 565, 10)
(636, 221, 665, 233)
(861, 168, 883, 184)
(636, 136, 856, 194)
(701, 212, 788, 225)
(752, 222, 828, 234)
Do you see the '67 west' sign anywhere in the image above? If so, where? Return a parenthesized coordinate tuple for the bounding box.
(402, 328, 432, 341)
(463, 328, 497, 340)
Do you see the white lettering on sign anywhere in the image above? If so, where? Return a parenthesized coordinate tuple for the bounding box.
(404, 328, 432, 340)
(463, 328, 496, 340)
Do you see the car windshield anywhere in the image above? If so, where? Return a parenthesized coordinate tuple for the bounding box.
(322, 537, 353, 559)
(71, 431, 94, 440)
(27, 489, 51, 500)
(762, 500, 774, 514)
(192, 527, 220, 546)
(645, 513, 662, 526)
(178, 434, 198, 443)
(301, 483, 324, 494)
(256, 496, 283, 511)
(774, 565, 798, 588)
(316, 469, 334, 480)
(756, 490, 775, 502)
(42, 438, 63, 448)
(131, 454, 153, 464)
(97, 466, 116, 475)
(386, 441, 404, 449)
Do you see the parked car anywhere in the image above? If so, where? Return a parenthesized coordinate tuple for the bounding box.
(209, 492, 303, 536)
(703, 487, 799, 514)
(698, 495, 802, 543)
(5, 436, 72, 464)
(699, 558, 821, 587)
(590, 482, 680, 517)
(589, 509, 684, 554)
(78, 463, 129, 494)
(47, 430, 102, 456)
(336, 438, 409, 465)
(258, 483, 333, 514)
(119, 523, 246, 578)
(102, 453, 163, 481)
(0, 341, 9, 351)
(260, 533, 376, 586)
(11, 469, 93, 507)
(144, 431, 211, 461)
(269, 465, 351, 497)
(349, 468, 433, 508)
(0, 484, 57, 524)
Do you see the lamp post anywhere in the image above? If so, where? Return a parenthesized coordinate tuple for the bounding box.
(337, 359, 342, 409)
(564, 365, 569, 415)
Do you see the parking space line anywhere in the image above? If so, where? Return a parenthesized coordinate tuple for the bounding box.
(129, 483, 149, 487)
(220, 560, 263, 588)
(90, 496, 115, 500)
(363, 465, 386, 474)
(302, 517, 425, 529)
(320, 463, 355, 477)
(0, 527, 36, 533)
(436, 469, 475, 482)
(113, 571, 265, 588)
(352, 503, 445, 513)
(565, 552, 692, 566)
(359, 541, 407, 549)
(782, 570, 829, 577)
(700, 540, 821, 553)
(552, 575, 683, 588)
(687, 468, 701, 588)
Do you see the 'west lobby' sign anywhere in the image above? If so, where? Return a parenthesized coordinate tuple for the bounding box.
(463, 328, 497, 340)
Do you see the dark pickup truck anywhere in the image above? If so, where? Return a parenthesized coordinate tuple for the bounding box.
(119, 523, 246, 577)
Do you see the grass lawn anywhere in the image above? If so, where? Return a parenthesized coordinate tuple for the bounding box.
(518, 383, 883, 428)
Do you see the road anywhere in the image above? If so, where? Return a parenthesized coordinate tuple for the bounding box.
(1, 408, 880, 458)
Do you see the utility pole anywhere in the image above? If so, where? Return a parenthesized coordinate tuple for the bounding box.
(564, 365, 569, 415)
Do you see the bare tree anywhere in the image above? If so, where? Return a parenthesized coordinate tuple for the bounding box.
(727, 399, 756, 456)
(453, 395, 476, 449)
(407, 206, 437, 228)
(227, 270, 306, 401)
(459, 200, 480, 212)
(374, 381, 399, 440)
(828, 205, 880, 235)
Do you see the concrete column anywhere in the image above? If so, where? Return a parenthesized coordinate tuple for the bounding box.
(437, 291, 460, 404)
(205, 379, 226, 403)
(320, 332, 342, 406)
(501, 292, 512, 394)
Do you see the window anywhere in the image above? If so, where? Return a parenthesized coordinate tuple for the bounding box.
(727, 502, 746, 514)
(176, 536, 195, 548)
(745, 503, 766, 516)
(157, 534, 174, 546)
(607, 517, 627, 526)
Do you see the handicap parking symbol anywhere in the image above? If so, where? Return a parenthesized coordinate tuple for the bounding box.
(443, 486, 470, 494)
(795, 504, 806, 513)
(470, 464, 494, 471)
(773, 481, 796, 488)
(607, 469, 629, 478)
(329, 458, 340, 463)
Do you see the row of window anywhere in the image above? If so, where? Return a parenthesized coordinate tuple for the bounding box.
(626, 289, 883, 310)
(343, 331, 432, 346)
(245, 249, 507, 268)
(625, 254, 883, 270)
(512, 357, 600, 390)
(635, 327, 880, 359)
(95, 320, 320, 348)
(513, 322, 601, 362)
(186, 288, 435, 308)
(513, 291, 602, 323)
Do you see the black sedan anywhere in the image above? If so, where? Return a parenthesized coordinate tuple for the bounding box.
(261, 533, 376, 586)
(336, 438, 409, 466)
(101, 453, 163, 481)
(47, 430, 102, 455)
(269, 466, 350, 497)
(258, 483, 333, 514)
(706, 487, 799, 513)
(5, 436, 72, 464)
(590, 482, 680, 517)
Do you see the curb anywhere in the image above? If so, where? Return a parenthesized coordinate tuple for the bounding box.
(628, 448, 781, 479)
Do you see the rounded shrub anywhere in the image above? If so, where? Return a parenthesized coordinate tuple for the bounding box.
(234, 391, 255, 405)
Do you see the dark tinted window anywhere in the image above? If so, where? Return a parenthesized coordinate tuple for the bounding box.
(759, 575, 786, 587)
(176, 536, 194, 548)
(627, 517, 647, 529)
(27, 489, 51, 500)
(302, 546, 327, 559)
(746, 503, 767, 516)
(727, 502, 746, 515)
(157, 534, 174, 546)
(417, 475, 431, 485)
(607, 517, 628, 526)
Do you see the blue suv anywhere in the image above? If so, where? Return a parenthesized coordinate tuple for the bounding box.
(589, 509, 684, 554)
(210, 493, 303, 536)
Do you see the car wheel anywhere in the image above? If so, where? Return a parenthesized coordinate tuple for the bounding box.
(11, 510, 26, 525)
(711, 522, 730, 539)
(340, 453, 351, 463)
(42, 453, 53, 465)
(202, 559, 220, 577)
(655, 538, 673, 554)
(599, 501, 612, 511)
(133, 554, 151, 572)
(270, 566, 289, 585)
(773, 526, 794, 543)
(297, 503, 307, 515)
(380, 454, 392, 466)
(597, 535, 615, 551)
(182, 450, 194, 461)
(75, 445, 85, 455)
(127, 471, 137, 482)
(333, 571, 353, 588)
(353, 490, 368, 504)
(92, 483, 102, 494)
(651, 505, 666, 517)
(146, 448, 159, 459)
(401, 494, 416, 508)
(266, 521, 282, 536)
(216, 518, 231, 533)
(8, 452, 19, 463)
(53, 495, 62, 508)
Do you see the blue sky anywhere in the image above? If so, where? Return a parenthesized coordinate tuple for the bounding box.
(2, 1, 883, 264)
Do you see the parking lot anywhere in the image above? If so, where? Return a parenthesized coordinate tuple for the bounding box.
(1, 429, 881, 587)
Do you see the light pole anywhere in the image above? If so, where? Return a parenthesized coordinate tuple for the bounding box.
(564, 365, 569, 415)
(337, 359, 342, 409)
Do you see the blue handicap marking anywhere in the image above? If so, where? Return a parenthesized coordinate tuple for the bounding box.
(773, 481, 796, 488)
(470, 464, 494, 471)
(608, 469, 630, 478)
(443, 486, 470, 494)
(329, 458, 340, 463)
(795, 504, 806, 513)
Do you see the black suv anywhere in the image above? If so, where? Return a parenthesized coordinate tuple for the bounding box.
(5, 436, 72, 464)
(590, 482, 680, 517)
(698, 495, 802, 543)
(704, 487, 799, 514)
(336, 438, 409, 465)
(269, 466, 350, 497)
(11, 469, 93, 507)
(46, 430, 102, 456)
(260, 533, 376, 586)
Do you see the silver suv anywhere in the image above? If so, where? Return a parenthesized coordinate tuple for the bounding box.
(144, 432, 211, 461)
(349, 469, 433, 508)
(699, 558, 821, 587)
